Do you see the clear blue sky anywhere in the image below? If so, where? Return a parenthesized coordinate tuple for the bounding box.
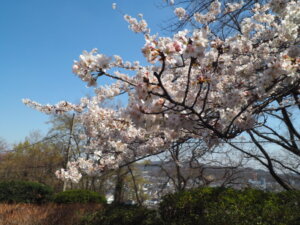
(0, 0, 172, 145)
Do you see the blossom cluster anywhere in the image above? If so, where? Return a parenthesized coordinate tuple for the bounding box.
(124, 14, 149, 34)
(22, 99, 84, 114)
(72, 48, 111, 87)
(194, 0, 222, 24)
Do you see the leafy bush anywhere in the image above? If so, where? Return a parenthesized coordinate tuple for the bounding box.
(159, 187, 223, 225)
(80, 204, 163, 225)
(53, 189, 106, 204)
(270, 191, 300, 225)
(0, 180, 53, 203)
(205, 188, 274, 225)
(159, 187, 300, 225)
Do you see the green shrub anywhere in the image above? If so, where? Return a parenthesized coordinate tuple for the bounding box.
(80, 204, 163, 225)
(270, 191, 300, 225)
(0, 180, 53, 203)
(159, 187, 300, 225)
(205, 188, 273, 225)
(159, 187, 225, 225)
(53, 189, 106, 204)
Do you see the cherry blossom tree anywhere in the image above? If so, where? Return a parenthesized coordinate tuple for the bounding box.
(160, 0, 300, 190)
(23, 0, 300, 183)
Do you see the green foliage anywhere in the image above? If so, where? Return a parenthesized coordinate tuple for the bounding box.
(53, 189, 106, 204)
(80, 204, 163, 225)
(271, 190, 300, 225)
(159, 186, 221, 225)
(0, 138, 64, 192)
(159, 187, 300, 225)
(0, 180, 53, 203)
